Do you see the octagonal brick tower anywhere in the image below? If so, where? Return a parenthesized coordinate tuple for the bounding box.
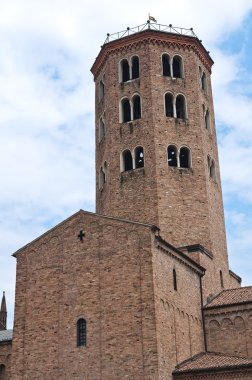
(91, 22, 240, 301)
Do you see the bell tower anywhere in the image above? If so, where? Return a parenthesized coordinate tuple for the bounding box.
(91, 22, 240, 301)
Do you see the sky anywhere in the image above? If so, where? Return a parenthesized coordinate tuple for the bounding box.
(1, 0, 252, 328)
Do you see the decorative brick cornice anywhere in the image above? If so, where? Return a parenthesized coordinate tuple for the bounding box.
(91, 29, 214, 80)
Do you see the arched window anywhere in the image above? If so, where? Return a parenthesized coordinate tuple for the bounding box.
(132, 95, 141, 120)
(99, 79, 104, 101)
(121, 98, 131, 122)
(205, 109, 210, 130)
(168, 145, 177, 167)
(179, 147, 190, 168)
(122, 150, 133, 171)
(121, 59, 130, 82)
(173, 269, 177, 291)
(165, 93, 174, 117)
(201, 72, 207, 92)
(135, 146, 144, 168)
(0, 365, 5, 380)
(210, 160, 216, 180)
(162, 54, 171, 76)
(220, 270, 224, 288)
(131, 56, 139, 79)
(176, 95, 186, 119)
(99, 117, 105, 142)
(208, 156, 216, 181)
(172, 56, 182, 78)
(77, 318, 87, 347)
(99, 166, 106, 188)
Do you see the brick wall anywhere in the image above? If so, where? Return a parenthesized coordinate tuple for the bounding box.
(92, 30, 237, 307)
(0, 341, 11, 380)
(204, 303, 252, 357)
(173, 369, 252, 379)
(11, 211, 160, 380)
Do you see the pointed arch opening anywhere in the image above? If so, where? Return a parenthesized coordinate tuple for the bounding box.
(210, 160, 216, 180)
(121, 59, 130, 83)
(122, 150, 133, 171)
(168, 145, 177, 167)
(162, 54, 171, 77)
(77, 318, 87, 347)
(121, 98, 131, 123)
(99, 166, 106, 188)
(172, 56, 183, 78)
(179, 147, 190, 168)
(135, 146, 144, 169)
(131, 56, 139, 79)
(132, 95, 141, 120)
(165, 93, 174, 117)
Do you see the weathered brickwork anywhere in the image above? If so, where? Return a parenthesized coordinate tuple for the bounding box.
(91, 30, 239, 305)
(204, 303, 252, 357)
(152, 240, 205, 379)
(0, 341, 12, 380)
(11, 211, 161, 380)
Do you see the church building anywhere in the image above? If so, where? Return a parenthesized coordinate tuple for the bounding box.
(1, 20, 252, 380)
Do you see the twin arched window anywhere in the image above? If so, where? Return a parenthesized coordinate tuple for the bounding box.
(165, 93, 187, 119)
(120, 56, 140, 83)
(162, 54, 183, 78)
(120, 95, 141, 123)
(121, 146, 144, 172)
(77, 318, 87, 347)
(168, 145, 191, 169)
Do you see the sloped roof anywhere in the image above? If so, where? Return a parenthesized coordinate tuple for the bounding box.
(173, 352, 252, 374)
(0, 329, 13, 342)
(204, 286, 252, 309)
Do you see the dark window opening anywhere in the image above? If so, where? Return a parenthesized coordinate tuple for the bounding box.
(176, 95, 186, 119)
(220, 270, 224, 288)
(162, 54, 171, 76)
(133, 95, 141, 120)
(123, 150, 133, 171)
(122, 98, 131, 122)
(210, 161, 216, 180)
(168, 145, 177, 167)
(77, 318, 87, 347)
(179, 147, 190, 168)
(165, 93, 174, 117)
(205, 110, 210, 130)
(201, 72, 207, 92)
(173, 269, 177, 291)
(100, 167, 106, 187)
(131, 56, 139, 79)
(121, 59, 130, 82)
(135, 147, 144, 168)
(173, 56, 182, 78)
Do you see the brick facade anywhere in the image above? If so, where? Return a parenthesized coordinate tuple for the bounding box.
(92, 29, 239, 304)
(2, 24, 251, 380)
(0, 340, 12, 380)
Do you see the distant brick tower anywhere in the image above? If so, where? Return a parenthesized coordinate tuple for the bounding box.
(91, 22, 240, 302)
(0, 292, 7, 330)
